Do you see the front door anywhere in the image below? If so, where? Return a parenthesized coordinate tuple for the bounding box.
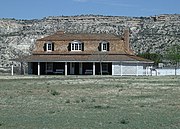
(70, 62, 82, 75)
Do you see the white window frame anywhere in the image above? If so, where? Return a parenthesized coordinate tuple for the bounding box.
(46, 42, 52, 51)
(71, 41, 82, 51)
(101, 41, 108, 51)
(102, 43, 107, 51)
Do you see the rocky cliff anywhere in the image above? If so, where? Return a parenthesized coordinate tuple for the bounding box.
(0, 14, 180, 67)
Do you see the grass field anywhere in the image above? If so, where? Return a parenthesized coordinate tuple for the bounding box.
(0, 75, 180, 129)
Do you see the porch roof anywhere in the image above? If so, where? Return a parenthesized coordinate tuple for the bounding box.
(21, 54, 153, 63)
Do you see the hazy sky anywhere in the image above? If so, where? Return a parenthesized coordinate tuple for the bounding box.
(0, 0, 179, 19)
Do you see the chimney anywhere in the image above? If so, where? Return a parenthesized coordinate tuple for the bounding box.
(124, 28, 130, 51)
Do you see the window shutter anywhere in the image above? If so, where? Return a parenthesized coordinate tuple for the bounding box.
(52, 43, 54, 51)
(43, 43, 47, 51)
(107, 42, 110, 51)
(68, 43, 71, 51)
(98, 43, 101, 51)
(82, 43, 84, 51)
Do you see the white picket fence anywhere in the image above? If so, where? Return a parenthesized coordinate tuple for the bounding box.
(151, 68, 180, 76)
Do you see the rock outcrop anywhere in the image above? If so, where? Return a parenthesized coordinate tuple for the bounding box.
(0, 14, 180, 67)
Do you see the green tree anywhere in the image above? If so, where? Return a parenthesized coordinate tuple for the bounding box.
(164, 44, 180, 75)
(137, 53, 162, 66)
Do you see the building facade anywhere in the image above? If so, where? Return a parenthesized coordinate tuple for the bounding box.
(24, 30, 153, 76)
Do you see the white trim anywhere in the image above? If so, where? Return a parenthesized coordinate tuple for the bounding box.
(11, 64, 14, 76)
(71, 41, 82, 51)
(46, 42, 52, 52)
(38, 62, 40, 76)
(65, 62, 67, 76)
(120, 62, 122, 76)
(112, 63, 114, 75)
(101, 42, 107, 51)
(93, 62, 95, 75)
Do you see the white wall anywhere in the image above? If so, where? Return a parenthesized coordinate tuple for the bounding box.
(112, 63, 122, 75)
(112, 62, 149, 76)
(153, 68, 180, 76)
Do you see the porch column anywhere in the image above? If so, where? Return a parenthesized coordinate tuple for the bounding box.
(65, 62, 67, 76)
(38, 62, 40, 76)
(93, 62, 95, 75)
(146, 66, 148, 76)
(21, 62, 23, 75)
(79, 62, 82, 75)
(11, 63, 14, 76)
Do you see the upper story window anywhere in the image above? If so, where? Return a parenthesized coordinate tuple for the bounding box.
(69, 40, 84, 51)
(102, 42, 107, 51)
(99, 41, 109, 52)
(43, 42, 54, 52)
(47, 43, 52, 51)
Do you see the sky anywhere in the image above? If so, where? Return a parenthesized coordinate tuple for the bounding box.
(0, 0, 179, 19)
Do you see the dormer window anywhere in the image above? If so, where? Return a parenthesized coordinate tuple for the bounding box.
(102, 42, 107, 51)
(43, 42, 54, 52)
(47, 43, 52, 51)
(99, 41, 109, 51)
(69, 40, 84, 51)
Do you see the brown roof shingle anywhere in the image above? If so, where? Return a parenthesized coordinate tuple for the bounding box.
(24, 54, 153, 63)
(37, 32, 122, 41)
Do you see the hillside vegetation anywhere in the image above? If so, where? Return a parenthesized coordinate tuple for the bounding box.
(0, 14, 180, 67)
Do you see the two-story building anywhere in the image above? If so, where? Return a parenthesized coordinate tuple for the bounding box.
(23, 30, 153, 76)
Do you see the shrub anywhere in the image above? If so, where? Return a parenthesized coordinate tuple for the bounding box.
(50, 90, 60, 96)
(65, 99, 70, 103)
(94, 105, 102, 109)
(80, 97, 86, 103)
(94, 105, 110, 109)
(49, 110, 56, 114)
(120, 119, 129, 124)
(75, 99, 80, 103)
(91, 98, 96, 102)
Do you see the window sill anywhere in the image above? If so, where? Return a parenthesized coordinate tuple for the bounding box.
(46, 50, 52, 52)
(71, 50, 82, 51)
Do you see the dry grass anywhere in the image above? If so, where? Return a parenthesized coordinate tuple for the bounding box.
(0, 75, 179, 129)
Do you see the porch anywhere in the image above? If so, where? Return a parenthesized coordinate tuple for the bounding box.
(28, 62, 112, 76)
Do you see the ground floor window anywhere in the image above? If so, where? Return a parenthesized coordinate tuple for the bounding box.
(102, 63, 108, 72)
(46, 62, 53, 72)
